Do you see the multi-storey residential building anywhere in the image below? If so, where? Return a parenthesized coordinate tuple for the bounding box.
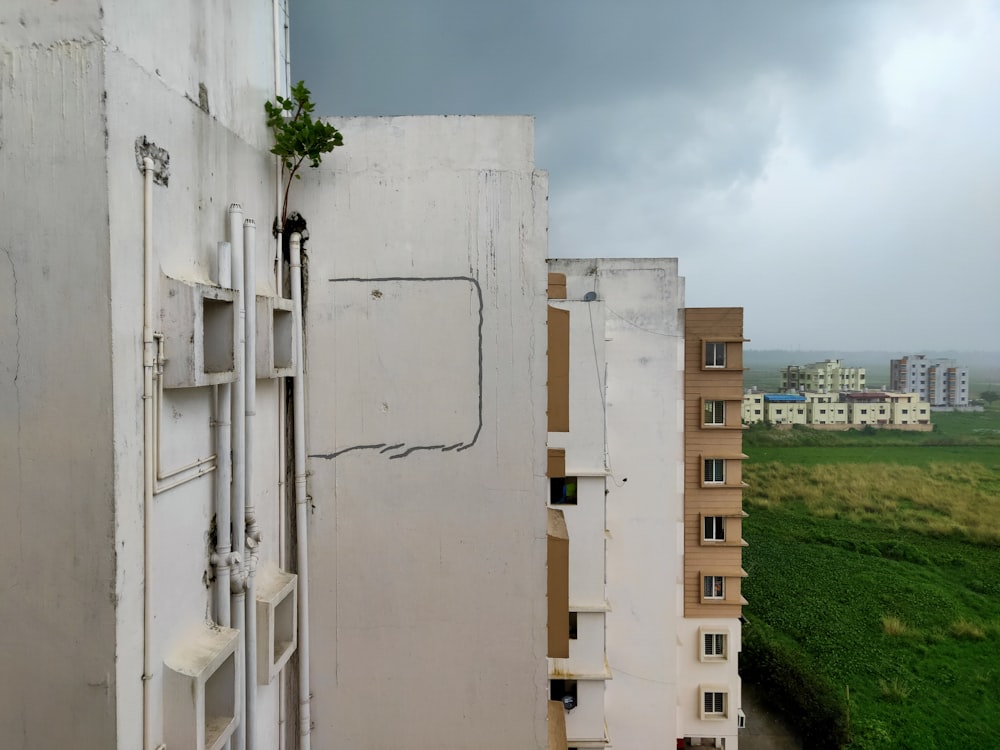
(683, 308, 748, 747)
(763, 393, 808, 425)
(805, 393, 849, 425)
(743, 392, 930, 428)
(890, 355, 970, 407)
(546, 260, 745, 749)
(781, 359, 866, 393)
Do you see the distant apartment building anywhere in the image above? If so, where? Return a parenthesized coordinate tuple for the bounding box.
(762, 393, 808, 425)
(781, 359, 866, 393)
(744, 391, 930, 428)
(890, 355, 970, 407)
(547, 260, 745, 749)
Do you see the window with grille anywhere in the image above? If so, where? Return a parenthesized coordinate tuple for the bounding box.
(702, 632, 726, 660)
(702, 690, 727, 718)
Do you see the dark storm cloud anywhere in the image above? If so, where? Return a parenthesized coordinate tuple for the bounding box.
(290, 0, 1000, 350)
(292, 0, 872, 118)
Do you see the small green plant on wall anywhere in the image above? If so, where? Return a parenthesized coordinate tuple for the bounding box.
(265, 80, 343, 233)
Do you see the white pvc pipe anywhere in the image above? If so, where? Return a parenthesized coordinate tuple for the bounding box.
(229, 203, 247, 750)
(232, 590, 246, 750)
(141, 156, 156, 750)
(290, 232, 311, 749)
(273, 19, 291, 742)
(243, 218, 261, 750)
(213, 242, 233, 630)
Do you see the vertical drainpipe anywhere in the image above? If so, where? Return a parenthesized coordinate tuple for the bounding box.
(290, 232, 311, 749)
(244, 218, 261, 750)
(229, 203, 248, 750)
(212, 242, 234, 631)
(141, 156, 156, 750)
(272, 9, 289, 739)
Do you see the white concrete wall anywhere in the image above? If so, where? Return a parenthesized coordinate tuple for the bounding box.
(564, 679, 608, 743)
(677, 619, 742, 741)
(0, 4, 117, 745)
(547, 299, 607, 471)
(550, 259, 686, 748)
(298, 116, 550, 749)
(1, 2, 288, 747)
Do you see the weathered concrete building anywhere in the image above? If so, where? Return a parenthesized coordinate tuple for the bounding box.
(1, 4, 552, 748)
(546, 261, 745, 749)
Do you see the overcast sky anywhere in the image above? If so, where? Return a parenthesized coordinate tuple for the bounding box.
(292, 0, 1000, 351)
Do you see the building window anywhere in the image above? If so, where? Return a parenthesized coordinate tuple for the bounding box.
(701, 632, 727, 661)
(551, 679, 578, 711)
(703, 516, 725, 542)
(703, 459, 725, 484)
(550, 477, 577, 505)
(701, 689, 728, 719)
(703, 575, 725, 600)
(704, 400, 725, 425)
(705, 342, 726, 368)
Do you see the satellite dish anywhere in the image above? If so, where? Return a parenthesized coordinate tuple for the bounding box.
(583, 291, 597, 301)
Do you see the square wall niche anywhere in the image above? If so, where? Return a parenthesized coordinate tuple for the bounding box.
(255, 295, 296, 378)
(164, 623, 240, 750)
(160, 274, 239, 388)
(255, 566, 297, 684)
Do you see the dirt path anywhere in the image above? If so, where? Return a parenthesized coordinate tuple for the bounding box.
(739, 683, 803, 750)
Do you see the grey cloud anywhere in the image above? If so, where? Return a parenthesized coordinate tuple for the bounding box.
(291, 0, 1000, 350)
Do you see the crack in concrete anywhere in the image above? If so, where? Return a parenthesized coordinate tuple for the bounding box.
(4, 246, 24, 601)
(4, 247, 20, 388)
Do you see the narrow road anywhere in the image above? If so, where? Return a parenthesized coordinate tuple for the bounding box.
(739, 684, 802, 750)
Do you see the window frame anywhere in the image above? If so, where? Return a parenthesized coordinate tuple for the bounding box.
(699, 629, 728, 662)
(703, 399, 725, 426)
(550, 476, 578, 506)
(703, 575, 725, 600)
(703, 516, 726, 542)
(703, 458, 726, 485)
(704, 341, 727, 369)
(700, 688, 728, 719)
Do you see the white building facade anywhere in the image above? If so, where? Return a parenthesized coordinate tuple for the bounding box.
(295, 115, 552, 749)
(546, 260, 744, 749)
(890, 355, 970, 407)
(781, 359, 866, 393)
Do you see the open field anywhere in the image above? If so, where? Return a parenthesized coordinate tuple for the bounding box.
(741, 408, 1000, 748)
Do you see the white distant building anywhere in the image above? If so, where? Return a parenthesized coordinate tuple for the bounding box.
(781, 359, 866, 393)
(743, 392, 930, 428)
(890, 355, 970, 407)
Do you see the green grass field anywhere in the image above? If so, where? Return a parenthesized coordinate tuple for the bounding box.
(741, 408, 1000, 748)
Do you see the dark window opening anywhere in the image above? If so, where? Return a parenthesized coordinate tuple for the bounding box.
(550, 476, 578, 505)
(550, 679, 578, 711)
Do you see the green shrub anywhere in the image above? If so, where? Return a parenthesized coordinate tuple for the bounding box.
(741, 621, 849, 749)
